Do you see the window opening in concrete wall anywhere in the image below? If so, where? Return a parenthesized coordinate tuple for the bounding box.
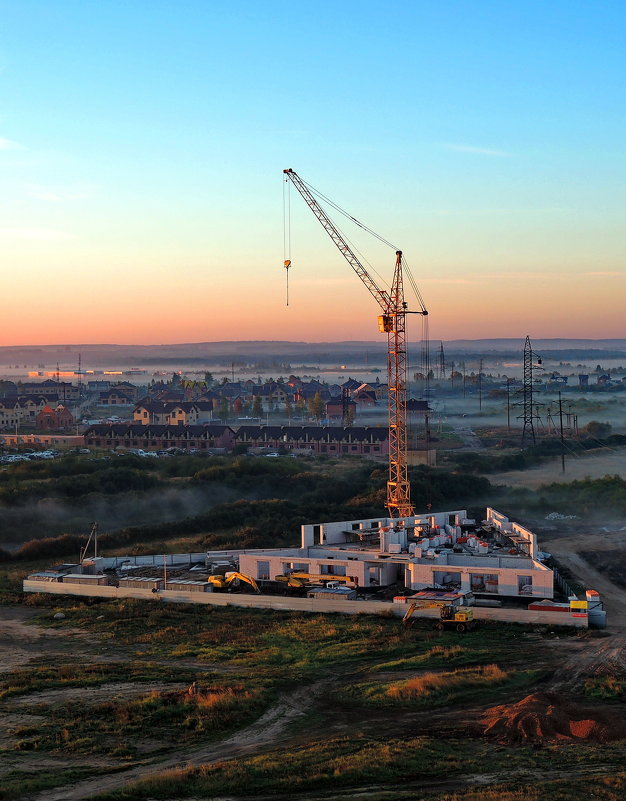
(319, 563, 347, 576)
(282, 562, 308, 573)
(433, 570, 462, 589)
(518, 575, 533, 595)
(256, 561, 270, 580)
(367, 565, 382, 585)
(470, 573, 499, 592)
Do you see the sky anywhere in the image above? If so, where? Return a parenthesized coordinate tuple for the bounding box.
(0, 0, 624, 345)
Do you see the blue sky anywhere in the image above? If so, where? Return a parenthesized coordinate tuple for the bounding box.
(0, 0, 624, 343)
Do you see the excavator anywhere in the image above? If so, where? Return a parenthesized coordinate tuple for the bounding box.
(402, 601, 476, 633)
(207, 572, 260, 593)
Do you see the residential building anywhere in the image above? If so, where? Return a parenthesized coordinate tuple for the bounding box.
(84, 423, 236, 451)
(36, 405, 75, 431)
(235, 425, 388, 455)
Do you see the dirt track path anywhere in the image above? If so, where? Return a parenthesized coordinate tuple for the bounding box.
(495, 446, 626, 489)
(541, 534, 626, 625)
(0, 606, 87, 673)
(26, 681, 327, 801)
(225, 764, 623, 801)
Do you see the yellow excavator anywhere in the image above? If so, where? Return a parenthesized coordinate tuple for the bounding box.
(207, 572, 260, 593)
(402, 601, 476, 633)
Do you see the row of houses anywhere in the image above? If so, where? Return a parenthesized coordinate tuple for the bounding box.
(83, 424, 390, 455)
(0, 395, 76, 430)
(140, 377, 388, 412)
(0, 401, 75, 432)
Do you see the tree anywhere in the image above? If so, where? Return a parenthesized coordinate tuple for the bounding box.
(284, 396, 293, 421)
(171, 372, 181, 387)
(308, 392, 325, 422)
(583, 420, 612, 439)
(268, 392, 275, 413)
(252, 395, 263, 419)
(295, 398, 306, 418)
(233, 398, 243, 415)
(344, 407, 355, 426)
(218, 399, 229, 422)
(204, 371, 214, 386)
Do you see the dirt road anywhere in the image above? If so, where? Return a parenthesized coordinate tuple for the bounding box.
(541, 530, 626, 625)
(0, 606, 86, 673)
(26, 681, 328, 801)
(495, 446, 626, 489)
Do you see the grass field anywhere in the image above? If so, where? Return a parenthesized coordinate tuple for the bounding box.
(1, 595, 624, 801)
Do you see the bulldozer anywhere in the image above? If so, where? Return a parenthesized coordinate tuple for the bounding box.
(207, 571, 260, 593)
(402, 601, 476, 633)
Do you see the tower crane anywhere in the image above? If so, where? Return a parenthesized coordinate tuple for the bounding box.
(283, 168, 428, 519)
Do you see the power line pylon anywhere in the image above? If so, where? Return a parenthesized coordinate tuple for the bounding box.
(518, 335, 543, 444)
(438, 342, 446, 380)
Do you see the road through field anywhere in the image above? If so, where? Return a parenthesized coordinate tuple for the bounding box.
(494, 446, 626, 489)
(27, 681, 329, 801)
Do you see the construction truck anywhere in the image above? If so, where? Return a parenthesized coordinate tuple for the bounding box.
(402, 601, 476, 633)
(274, 572, 357, 588)
(207, 572, 260, 593)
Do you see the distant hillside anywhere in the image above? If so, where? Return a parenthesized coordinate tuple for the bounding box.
(1, 338, 626, 368)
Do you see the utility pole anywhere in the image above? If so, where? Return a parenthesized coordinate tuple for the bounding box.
(506, 378, 511, 433)
(558, 391, 565, 473)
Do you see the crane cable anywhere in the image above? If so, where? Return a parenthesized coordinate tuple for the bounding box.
(283, 177, 292, 305)
(304, 176, 429, 316)
(300, 176, 400, 252)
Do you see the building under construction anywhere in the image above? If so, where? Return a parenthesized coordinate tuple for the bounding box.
(238, 507, 554, 600)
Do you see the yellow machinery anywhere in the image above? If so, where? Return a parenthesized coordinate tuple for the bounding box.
(207, 572, 260, 593)
(402, 601, 476, 633)
(275, 572, 357, 588)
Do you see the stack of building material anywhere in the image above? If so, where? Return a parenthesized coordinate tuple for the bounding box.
(118, 577, 163, 591)
(62, 574, 109, 586)
(164, 579, 212, 593)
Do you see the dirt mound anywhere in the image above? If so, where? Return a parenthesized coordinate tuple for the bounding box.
(481, 692, 626, 744)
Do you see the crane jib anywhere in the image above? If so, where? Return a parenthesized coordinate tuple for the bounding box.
(282, 168, 417, 519)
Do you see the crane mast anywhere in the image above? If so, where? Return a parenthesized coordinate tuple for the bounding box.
(283, 168, 418, 519)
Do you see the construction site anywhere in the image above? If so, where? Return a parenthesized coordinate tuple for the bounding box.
(2, 171, 624, 801)
(22, 169, 604, 630)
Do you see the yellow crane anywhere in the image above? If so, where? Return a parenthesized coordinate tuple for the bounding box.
(275, 572, 357, 588)
(283, 169, 428, 519)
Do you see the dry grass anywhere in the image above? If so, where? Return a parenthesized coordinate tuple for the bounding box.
(387, 664, 508, 700)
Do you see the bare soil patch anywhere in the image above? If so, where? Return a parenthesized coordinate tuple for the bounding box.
(580, 549, 626, 591)
(481, 691, 626, 743)
(0, 605, 87, 673)
(7, 681, 188, 708)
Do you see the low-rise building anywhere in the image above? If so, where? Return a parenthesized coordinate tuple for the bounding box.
(235, 425, 388, 455)
(36, 405, 75, 431)
(84, 423, 236, 451)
